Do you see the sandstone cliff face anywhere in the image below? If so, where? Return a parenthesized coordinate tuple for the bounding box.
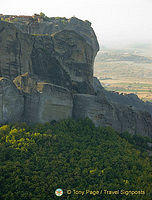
(12, 17, 99, 57)
(0, 77, 24, 123)
(104, 88, 152, 117)
(91, 78, 152, 137)
(51, 30, 94, 94)
(13, 73, 73, 123)
(93, 77, 152, 118)
(0, 21, 33, 80)
(0, 21, 94, 94)
(31, 30, 94, 94)
(0, 17, 152, 138)
(73, 93, 152, 138)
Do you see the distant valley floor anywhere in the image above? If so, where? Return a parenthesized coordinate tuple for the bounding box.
(94, 48, 152, 102)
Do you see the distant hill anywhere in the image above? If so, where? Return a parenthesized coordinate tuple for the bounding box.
(95, 50, 152, 63)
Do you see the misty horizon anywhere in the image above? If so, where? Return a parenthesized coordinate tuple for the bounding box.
(98, 40, 152, 50)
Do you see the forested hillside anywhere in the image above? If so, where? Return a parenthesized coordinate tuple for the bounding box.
(0, 119, 152, 199)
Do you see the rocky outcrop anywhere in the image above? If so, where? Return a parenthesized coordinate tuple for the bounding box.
(0, 21, 94, 94)
(13, 73, 73, 123)
(72, 93, 152, 138)
(0, 77, 24, 124)
(0, 21, 33, 80)
(35, 83, 73, 123)
(12, 16, 99, 57)
(115, 105, 152, 137)
(0, 16, 152, 138)
(92, 77, 152, 137)
(31, 30, 94, 94)
(93, 77, 152, 117)
(73, 93, 120, 128)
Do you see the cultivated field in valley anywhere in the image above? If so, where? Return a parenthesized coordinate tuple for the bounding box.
(94, 47, 152, 102)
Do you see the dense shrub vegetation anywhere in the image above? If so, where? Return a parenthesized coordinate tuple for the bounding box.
(0, 119, 152, 199)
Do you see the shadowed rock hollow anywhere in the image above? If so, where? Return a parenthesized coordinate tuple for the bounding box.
(0, 15, 152, 138)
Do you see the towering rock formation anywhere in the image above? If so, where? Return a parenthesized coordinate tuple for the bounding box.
(0, 15, 152, 138)
(12, 16, 99, 57)
(0, 20, 94, 94)
(0, 21, 33, 79)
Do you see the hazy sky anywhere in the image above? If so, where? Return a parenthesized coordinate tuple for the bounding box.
(1, 0, 152, 48)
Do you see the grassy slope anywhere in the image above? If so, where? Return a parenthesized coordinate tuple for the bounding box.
(0, 119, 152, 200)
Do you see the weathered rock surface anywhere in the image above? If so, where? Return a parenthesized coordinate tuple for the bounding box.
(73, 93, 152, 138)
(31, 30, 94, 94)
(115, 105, 152, 137)
(73, 93, 120, 129)
(12, 16, 99, 57)
(13, 73, 73, 123)
(0, 21, 94, 94)
(0, 77, 24, 123)
(30, 33, 73, 90)
(92, 77, 152, 137)
(36, 83, 73, 123)
(93, 77, 152, 117)
(0, 21, 33, 80)
(1, 16, 152, 138)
